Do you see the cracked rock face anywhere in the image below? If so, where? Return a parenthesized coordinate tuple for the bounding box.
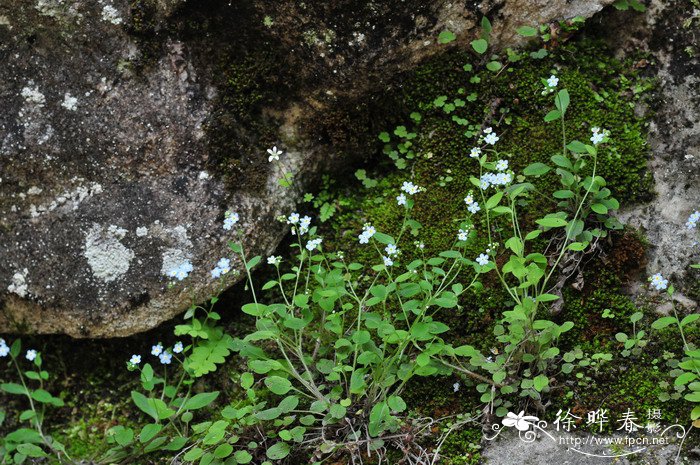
(0, 0, 614, 337)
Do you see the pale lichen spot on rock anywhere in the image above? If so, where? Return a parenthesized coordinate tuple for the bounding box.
(83, 224, 135, 283)
(8, 269, 29, 298)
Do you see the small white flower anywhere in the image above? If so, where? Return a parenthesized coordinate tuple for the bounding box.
(211, 267, 222, 279)
(306, 238, 323, 251)
(401, 181, 421, 195)
(267, 255, 282, 265)
(0, 344, 9, 357)
(484, 133, 499, 145)
(223, 212, 239, 230)
(453, 382, 460, 393)
(464, 194, 474, 205)
(415, 241, 425, 249)
(396, 193, 407, 206)
(383, 256, 394, 267)
(173, 342, 184, 354)
(686, 211, 699, 229)
(496, 159, 508, 171)
(159, 352, 172, 365)
(151, 343, 163, 356)
(267, 146, 283, 162)
(359, 224, 376, 244)
(476, 253, 489, 266)
(457, 229, 469, 241)
(469, 147, 482, 158)
(649, 273, 668, 291)
(468, 202, 481, 214)
(385, 243, 399, 256)
(169, 260, 193, 281)
(25, 349, 37, 361)
(217, 258, 231, 269)
(590, 132, 604, 145)
(483, 127, 493, 134)
(480, 180, 490, 190)
(129, 354, 141, 365)
(591, 126, 601, 133)
(287, 212, 300, 224)
(547, 75, 559, 88)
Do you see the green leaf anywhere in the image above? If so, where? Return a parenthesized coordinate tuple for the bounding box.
(182, 391, 219, 410)
(591, 203, 608, 214)
(16, 444, 47, 458)
(485, 192, 503, 209)
(652, 316, 678, 330)
(234, 450, 253, 464)
(536, 217, 567, 228)
(555, 89, 570, 114)
(214, 444, 233, 459)
(438, 30, 456, 44)
(265, 376, 293, 395)
(1, 383, 28, 396)
(516, 26, 538, 37)
(523, 163, 551, 176)
(241, 303, 267, 316)
(267, 442, 291, 460)
(470, 39, 488, 54)
(378, 132, 390, 143)
(486, 61, 502, 72)
(544, 109, 561, 122)
(139, 423, 162, 443)
(568, 242, 588, 252)
(131, 391, 174, 421)
(533, 375, 549, 392)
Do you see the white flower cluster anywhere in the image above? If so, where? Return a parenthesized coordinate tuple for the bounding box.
(401, 181, 421, 195)
(358, 223, 377, 244)
(590, 127, 610, 145)
(267, 146, 283, 162)
(479, 171, 513, 190)
(211, 258, 231, 278)
(464, 192, 481, 213)
(649, 273, 668, 291)
(267, 255, 282, 266)
(168, 260, 193, 281)
(287, 212, 312, 236)
(686, 211, 699, 229)
(483, 127, 499, 145)
(469, 147, 482, 158)
(0, 339, 8, 357)
(140, 341, 182, 365)
(306, 238, 323, 251)
(223, 211, 239, 230)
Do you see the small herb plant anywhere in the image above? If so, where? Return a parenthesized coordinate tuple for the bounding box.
(0, 339, 68, 464)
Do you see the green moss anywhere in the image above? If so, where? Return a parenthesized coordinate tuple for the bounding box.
(312, 37, 657, 429)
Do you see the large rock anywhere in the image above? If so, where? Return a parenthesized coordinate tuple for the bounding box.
(596, 0, 700, 301)
(0, 0, 615, 338)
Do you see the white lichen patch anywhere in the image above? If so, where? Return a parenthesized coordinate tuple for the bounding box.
(136, 226, 148, 237)
(101, 5, 123, 25)
(20, 85, 46, 107)
(8, 269, 29, 297)
(61, 93, 78, 111)
(198, 171, 210, 180)
(84, 224, 134, 282)
(28, 181, 103, 218)
(26, 186, 42, 196)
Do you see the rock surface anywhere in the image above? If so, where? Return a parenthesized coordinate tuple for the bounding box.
(0, 0, 615, 337)
(594, 0, 700, 303)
